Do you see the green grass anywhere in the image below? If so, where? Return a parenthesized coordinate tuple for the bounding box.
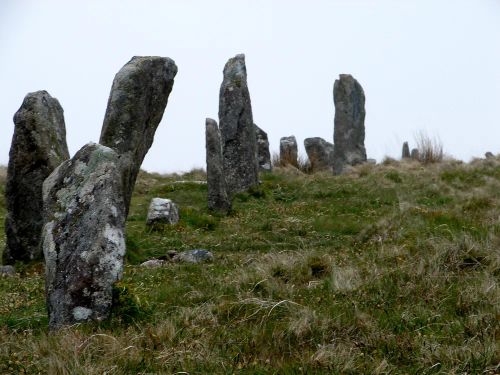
(0, 160, 499, 374)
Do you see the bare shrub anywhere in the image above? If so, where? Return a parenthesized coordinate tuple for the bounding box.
(414, 131, 443, 164)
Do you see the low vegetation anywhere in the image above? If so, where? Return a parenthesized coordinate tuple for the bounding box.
(0, 159, 499, 374)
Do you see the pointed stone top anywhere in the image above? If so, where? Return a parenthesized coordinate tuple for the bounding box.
(206, 118, 217, 126)
(223, 54, 247, 83)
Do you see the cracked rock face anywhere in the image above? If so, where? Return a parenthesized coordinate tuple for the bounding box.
(255, 124, 272, 172)
(304, 137, 334, 171)
(333, 74, 367, 175)
(218, 54, 259, 195)
(100, 56, 177, 216)
(42, 143, 126, 330)
(146, 198, 179, 226)
(4, 90, 69, 264)
(280, 136, 298, 166)
(206, 118, 231, 213)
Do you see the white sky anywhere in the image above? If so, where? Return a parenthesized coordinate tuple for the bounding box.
(1, 0, 500, 173)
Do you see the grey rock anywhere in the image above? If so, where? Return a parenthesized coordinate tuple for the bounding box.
(304, 137, 334, 171)
(100, 56, 178, 216)
(332, 74, 367, 175)
(219, 54, 259, 195)
(0, 265, 16, 277)
(140, 259, 165, 268)
(411, 148, 420, 160)
(206, 118, 231, 213)
(485, 152, 494, 159)
(4, 91, 69, 264)
(366, 158, 377, 165)
(146, 198, 179, 226)
(173, 249, 214, 264)
(42, 143, 126, 330)
(402, 142, 410, 159)
(280, 136, 298, 166)
(255, 124, 272, 171)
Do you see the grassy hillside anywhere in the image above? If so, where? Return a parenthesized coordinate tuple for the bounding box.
(0, 160, 498, 374)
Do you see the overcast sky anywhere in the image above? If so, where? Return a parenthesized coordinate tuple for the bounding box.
(1, 0, 500, 173)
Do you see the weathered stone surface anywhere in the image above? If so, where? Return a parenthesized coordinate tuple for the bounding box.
(485, 152, 494, 159)
(332, 74, 367, 175)
(280, 136, 298, 166)
(402, 142, 410, 159)
(219, 54, 259, 194)
(173, 249, 214, 264)
(255, 124, 272, 171)
(100, 56, 178, 216)
(411, 148, 420, 160)
(206, 118, 231, 213)
(0, 265, 15, 277)
(304, 137, 334, 171)
(140, 259, 165, 268)
(146, 198, 179, 226)
(42, 143, 126, 330)
(4, 91, 69, 264)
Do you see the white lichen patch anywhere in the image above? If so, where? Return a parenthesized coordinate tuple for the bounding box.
(73, 306, 93, 321)
(104, 224, 125, 256)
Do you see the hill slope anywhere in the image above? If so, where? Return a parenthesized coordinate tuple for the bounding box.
(0, 160, 498, 374)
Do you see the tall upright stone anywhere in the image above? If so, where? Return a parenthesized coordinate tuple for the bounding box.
(304, 137, 334, 171)
(4, 91, 69, 264)
(411, 148, 420, 161)
(280, 136, 298, 166)
(100, 56, 177, 215)
(219, 54, 259, 195)
(402, 142, 410, 159)
(332, 74, 367, 175)
(254, 124, 272, 172)
(42, 143, 126, 330)
(205, 118, 231, 213)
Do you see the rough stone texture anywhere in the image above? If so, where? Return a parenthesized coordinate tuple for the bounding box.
(304, 137, 334, 171)
(146, 198, 179, 226)
(100, 56, 177, 216)
(402, 142, 410, 159)
(485, 152, 494, 159)
(4, 91, 69, 264)
(255, 124, 272, 171)
(173, 249, 214, 264)
(42, 143, 126, 330)
(411, 148, 420, 160)
(280, 136, 298, 166)
(219, 54, 259, 195)
(332, 74, 367, 175)
(206, 118, 231, 213)
(0, 265, 16, 277)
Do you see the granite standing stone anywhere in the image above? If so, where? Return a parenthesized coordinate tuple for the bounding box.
(402, 142, 410, 159)
(332, 74, 367, 174)
(206, 118, 231, 213)
(255, 124, 272, 171)
(280, 136, 298, 166)
(304, 137, 334, 171)
(4, 91, 69, 264)
(146, 198, 179, 226)
(411, 148, 420, 160)
(42, 143, 126, 330)
(218, 54, 259, 195)
(100, 56, 177, 216)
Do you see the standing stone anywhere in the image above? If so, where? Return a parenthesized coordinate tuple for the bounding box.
(100, 56, 178, 216)
(402, 142, 410, 159)
(485, 152, 494, 159)
(219, 54, 259, 195)
(304, 137, 334, 171)
(332, 74, 367, 175)
(146, 198, 179, 226)
(254, 124, 272, 172)
(280, 136, 298, 166)
(206, 118, 231, 213)
(42, 143, 126, 330)
(4, 91, 69, 264)
(411, 148, 420, 160)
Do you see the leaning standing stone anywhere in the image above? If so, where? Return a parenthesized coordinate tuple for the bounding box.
(42, 143, 126, 330)
(4, 91, 69, 264)
(402, 142, 410, 159)
(146, 198, 179, 226)
(304, 137, 334, 171)
(100, 56, 178, 216)
(280, 136, 298, 166)
(255, 124, 272, 172)
(206, 118, 231, 213)
(219, 54, 259, 195)
(332, 74, 367, 174)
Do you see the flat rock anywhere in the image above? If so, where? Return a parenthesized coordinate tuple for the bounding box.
(255, 124, 272, 171)
(42, 143, 126, 330)
(4, 90, 69, 264)
(0, 265, 16, 277)
(146, 198, 179, 226)
(100, 56, 178, 216)
(304, 137, 334, 171)
(140, 259, 165, 268)
(173, 249, 214, 264)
